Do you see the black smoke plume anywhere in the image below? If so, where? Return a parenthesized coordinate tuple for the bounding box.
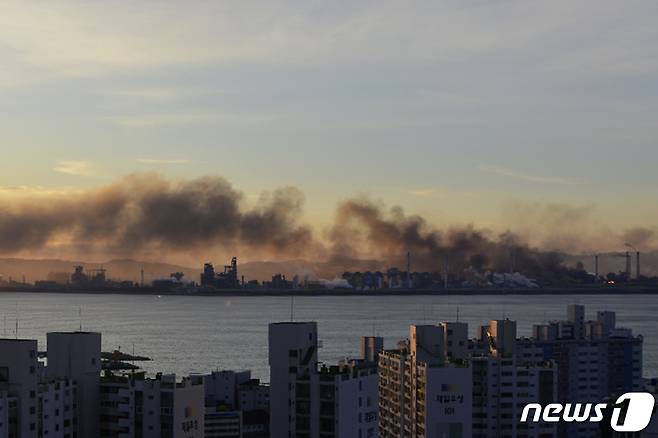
(1, 174, 651, 281)
(0, 173, 315, 258)
(326, 198, 570, 281)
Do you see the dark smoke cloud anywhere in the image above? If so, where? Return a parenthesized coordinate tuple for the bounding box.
(622, 226, 657, 249)
(1, 174, 655, 281)
(0, 173, 315, 258)
(326, 198, 567, 279)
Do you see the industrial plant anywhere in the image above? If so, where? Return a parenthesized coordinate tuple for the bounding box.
(1, 248, 658, 296)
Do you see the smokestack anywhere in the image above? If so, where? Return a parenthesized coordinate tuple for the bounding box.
(443, 255, 448, 289)
(636, 251, 640, 280)
(407, 251, 411, 288)
(625, 251, 631, 280)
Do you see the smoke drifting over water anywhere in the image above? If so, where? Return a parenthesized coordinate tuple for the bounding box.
(0, 174, 315, 259)
(326, 198, 566, 279)
(0, 173, 654, 276)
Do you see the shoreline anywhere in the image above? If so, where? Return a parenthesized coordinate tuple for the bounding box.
(2, 286, 658, 297)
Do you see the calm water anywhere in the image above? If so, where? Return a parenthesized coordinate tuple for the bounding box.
(0, 293, 656, 382)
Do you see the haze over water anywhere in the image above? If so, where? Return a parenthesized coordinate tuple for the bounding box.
(1, 292, 656, 382)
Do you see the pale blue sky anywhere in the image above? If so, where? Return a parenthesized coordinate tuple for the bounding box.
(1, 0, 657, 249)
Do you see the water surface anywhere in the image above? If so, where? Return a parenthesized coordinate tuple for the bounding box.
(0, 293, 655, 382)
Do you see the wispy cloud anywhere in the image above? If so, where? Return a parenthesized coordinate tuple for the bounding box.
(479, 164, 576, 185)
(102, 88, 226, 103)
(0, 185, 78, 197)
(409, 189, 439, 198)
(0, 1, 655, 86)
(53, 160, 95, 177)
(106, 112, 279, 128)
(408, 187, 479, 199)
(137, 158, 191, 165)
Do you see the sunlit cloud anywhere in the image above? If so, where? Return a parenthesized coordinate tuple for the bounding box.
(101, 88, 227, 103)
(408, 188, 453, 198)
(106, 112, 280, 128)
(0, 185, 78, 197)
(137, 158, 191, 165)
(53, 160, 95, 177)
(409, 189, 438, 198)
(479, 165, 576, 185)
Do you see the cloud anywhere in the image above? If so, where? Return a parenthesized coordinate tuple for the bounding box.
(0, 185, 78, 197)
(137, 158, 191, 165)
(479, 165, 576, 185)
(0, 1, 655, 86)
(53, 160, 95, 177)
(498, 200, 622, 253)
(409, 188, 443, 198)
(622, 227, 658, 250)
(101, 88, 227, 103)
(105, 112, 279, 128)
(408, 187, 479, 199)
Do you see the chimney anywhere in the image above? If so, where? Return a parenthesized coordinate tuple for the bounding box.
(636, 251, 641, 280)
(625, 251, 631, 280)
(407, 251, 411, 288)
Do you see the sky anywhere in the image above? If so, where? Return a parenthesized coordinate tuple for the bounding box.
(1, 0, 657, 259)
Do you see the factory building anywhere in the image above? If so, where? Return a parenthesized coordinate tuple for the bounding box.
(200, 258, 239, 289)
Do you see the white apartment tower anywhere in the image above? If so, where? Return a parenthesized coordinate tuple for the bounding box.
(379, 324, 472, 438)
(440, 322, 469, 361)
(472, 320, 558, 438)
(269, 322, 319, 438)
(269, 322, 379, 438)
(0, 339, 39, 438)
(99, 372, 205, 438)
(47, 331, 101, 438)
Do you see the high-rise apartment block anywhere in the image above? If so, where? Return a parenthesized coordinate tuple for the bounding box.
(528, 305, 643, 438)
(473, 321, 558, 438)
(268, 322, 379, 438)
(379, 324, 473, 438)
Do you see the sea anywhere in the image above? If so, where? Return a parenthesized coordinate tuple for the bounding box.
(0, 292, 656, 382)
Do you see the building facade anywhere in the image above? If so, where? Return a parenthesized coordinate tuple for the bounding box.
(379, 324, 473, 438)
